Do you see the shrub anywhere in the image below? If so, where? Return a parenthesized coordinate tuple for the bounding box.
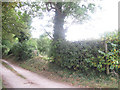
(50, 31, 120, 74)
(37, 34, 51, 55)
(11, 41, 35, 60)
(88, 31, 120, 73)
(2, 40, 13, 56)
(50, 39, 104, 72)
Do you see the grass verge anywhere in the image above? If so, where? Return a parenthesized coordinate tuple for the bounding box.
(4, 56, 118, 88)
(2, 61, 26, 79)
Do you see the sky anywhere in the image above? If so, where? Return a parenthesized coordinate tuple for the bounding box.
(31, 0, 119, 41)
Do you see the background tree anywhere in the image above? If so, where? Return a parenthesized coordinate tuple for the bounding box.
(2, 2, 31, 42)
(46, 2, 95, 41)
(44, 2, 96, 62)
(2, 2, 32, 55)
(19, 1, 96, 64)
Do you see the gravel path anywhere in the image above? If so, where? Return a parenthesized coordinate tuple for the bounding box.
(1, 59, 76, 88)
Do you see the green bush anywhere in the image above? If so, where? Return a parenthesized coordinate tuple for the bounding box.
(87, 43, 119, 72)
(87, 31, 120, 73)
(97, 31, 119, 73)
(11, 41, 35, 60)
(2, 40, 13, 56)
(50, 39, 104, 72)
(37, 34, 51, 55)
(50, 31, 119, 74)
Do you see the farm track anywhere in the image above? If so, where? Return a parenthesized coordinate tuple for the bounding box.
(1, 59, 77, 88)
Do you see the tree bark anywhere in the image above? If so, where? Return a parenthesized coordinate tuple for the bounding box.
(53, 3, 66, 41)
(51, 3, 66, 63)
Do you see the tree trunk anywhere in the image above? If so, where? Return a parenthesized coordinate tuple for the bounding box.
(53, 3, 66, 41)
(51, 3, 66, 63)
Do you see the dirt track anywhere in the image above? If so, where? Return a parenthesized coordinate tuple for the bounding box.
(1, 59, 76, 88)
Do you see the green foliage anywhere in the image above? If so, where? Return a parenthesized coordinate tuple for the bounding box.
(2, 2, 32, 44)
(2, 40, 17, 55)
(50, 39, 104, 72)
(51, 2, 95, 21)
(16, 55, 118, 88)
(88, 43, 119, 72)
(2, 2, 31, 40)
(50, 31, 119, 74)
(88, 31, 120, 73)
(2, 2, 33, 59)
(11, 41, 36, 60)
(27, 38, 38, 49)
(37, 34, 51, 55)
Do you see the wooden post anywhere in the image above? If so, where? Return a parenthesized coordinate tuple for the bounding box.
(104, 40, 109, 75)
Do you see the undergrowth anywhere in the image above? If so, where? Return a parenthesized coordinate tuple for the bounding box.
(5, 56, 118, 88)
(4, 55, 118, 88)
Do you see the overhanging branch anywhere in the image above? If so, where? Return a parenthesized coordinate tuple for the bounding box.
(41, 25, 53, 40)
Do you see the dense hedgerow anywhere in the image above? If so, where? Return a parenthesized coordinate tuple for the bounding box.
(50, 39, 104, 72)
(50, 31, 119, 74)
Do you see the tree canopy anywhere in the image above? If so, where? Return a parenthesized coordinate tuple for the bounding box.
(2, 2, 32, 55)
(2, 2, 32, 42)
